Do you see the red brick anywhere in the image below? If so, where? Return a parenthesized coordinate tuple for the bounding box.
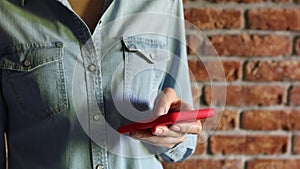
(194, 135, 207, 154)
(204, 85, 286, 106)
(245, 60, 300, 81)
(210, 34, 291, 57)
(186, 34, 201, 55)
(188, 60, 210, 81)
(246, 159, 300, 169)
(188, 60, 241, 81)
(184, 8, 243, 29)
(289, 86, 300, 106)
(247, 8, 300, 30)
(295, 37, 300, 55)
(190, 82, 202, 103)
(211, 0, 290, 2)
(194, 143, 206, 155)
(241, 110, 300, 130)
(274, 0, 290, 1)
(293, 136, 300, 154)
(212, 0, 261, 2)
(289, 111, 300, 130)
(222, 61, 241, 81)
(163, 159, 242, 169)
(183, 0, 203, 3)
(186, 34, 219, 56)
(204, 110, 238, 130)
(210, 135, 288, 155)
(217, 110, 238, 130)
(242, 110, 284, 130)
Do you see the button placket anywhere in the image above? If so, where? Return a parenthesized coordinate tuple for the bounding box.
(93, 113, 101, 121)
(85, 51, 108, 169)
(76, 15, 108, 169)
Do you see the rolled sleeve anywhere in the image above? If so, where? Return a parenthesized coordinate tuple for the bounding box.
(160, 134, 197, 162)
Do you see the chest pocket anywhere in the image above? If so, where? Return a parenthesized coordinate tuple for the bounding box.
(122, 36, 170, 112)
(0, 42, 68, 120)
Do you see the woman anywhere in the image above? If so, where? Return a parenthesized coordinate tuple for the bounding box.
(0, 0, 202, 168)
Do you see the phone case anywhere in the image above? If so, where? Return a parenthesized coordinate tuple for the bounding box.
(117, 108, 215, 134)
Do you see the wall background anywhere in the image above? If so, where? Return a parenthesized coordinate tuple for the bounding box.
(163, 0, 300, 169)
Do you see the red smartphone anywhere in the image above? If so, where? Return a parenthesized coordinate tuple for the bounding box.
(117, 108, 215, 134)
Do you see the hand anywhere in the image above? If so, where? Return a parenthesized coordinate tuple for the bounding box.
(129, 88, 202, 149)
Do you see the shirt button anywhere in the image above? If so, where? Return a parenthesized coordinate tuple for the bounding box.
(93, 114, 101, 121)
(96, 165, 104, 169)
(23, 60, 31, 67)
(88, 64, 97, 72)
(55, 41, 63, 48)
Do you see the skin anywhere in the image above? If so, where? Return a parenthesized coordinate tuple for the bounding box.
(68, 0, 105, 33)
(130, 88, 202, 149)
(67, 0, 203, 150)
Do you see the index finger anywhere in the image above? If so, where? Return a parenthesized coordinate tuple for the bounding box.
(169, 120, 202, 135)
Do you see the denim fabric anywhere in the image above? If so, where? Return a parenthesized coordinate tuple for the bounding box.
(0, 0, 197, 168)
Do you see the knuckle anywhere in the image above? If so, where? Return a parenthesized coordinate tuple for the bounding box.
(163, 87, 175, 94)
(163, 88, 179, 100)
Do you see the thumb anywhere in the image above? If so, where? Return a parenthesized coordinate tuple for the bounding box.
(153, 88, 179, 117)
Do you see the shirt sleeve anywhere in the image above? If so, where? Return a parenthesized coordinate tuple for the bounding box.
(159, 139, 195, 162)
(158, 0, 198, 162)
(0, 70, 7, 168)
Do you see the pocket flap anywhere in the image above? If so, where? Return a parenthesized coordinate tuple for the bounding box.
(123, 36, 170, 63)
(0, 41, 63, 71)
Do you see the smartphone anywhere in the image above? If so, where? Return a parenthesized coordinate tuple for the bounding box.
(118, 108, 215, 134)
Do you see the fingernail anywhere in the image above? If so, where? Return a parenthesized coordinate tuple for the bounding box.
(155, 128, 163, 135)
(172, 125, 180, 131)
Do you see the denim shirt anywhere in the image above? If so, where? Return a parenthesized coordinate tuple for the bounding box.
(0, 0, 197, 169)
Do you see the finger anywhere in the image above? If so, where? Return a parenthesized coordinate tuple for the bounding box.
(153, 88, 179, 117)
(169, 100, 193, 112)
(130, 130, 186, 149)
(152, 126, 185, 138)
(139, 134, 185, 145)
(169, 120, 202, 135)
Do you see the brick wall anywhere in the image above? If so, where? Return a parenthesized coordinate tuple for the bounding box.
(163, 0, 300, 169)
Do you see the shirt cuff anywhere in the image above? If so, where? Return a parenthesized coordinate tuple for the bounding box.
(159, 134, 197, 162)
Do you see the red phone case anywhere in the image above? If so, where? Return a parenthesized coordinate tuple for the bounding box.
(117, 108, 215, 134)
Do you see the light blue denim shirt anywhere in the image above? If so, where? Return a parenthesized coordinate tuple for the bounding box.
(0, 0, 197, 169)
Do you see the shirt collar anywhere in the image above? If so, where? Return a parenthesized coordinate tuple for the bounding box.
(18, 0, 113, 8)
(17, 0, 66, 6)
